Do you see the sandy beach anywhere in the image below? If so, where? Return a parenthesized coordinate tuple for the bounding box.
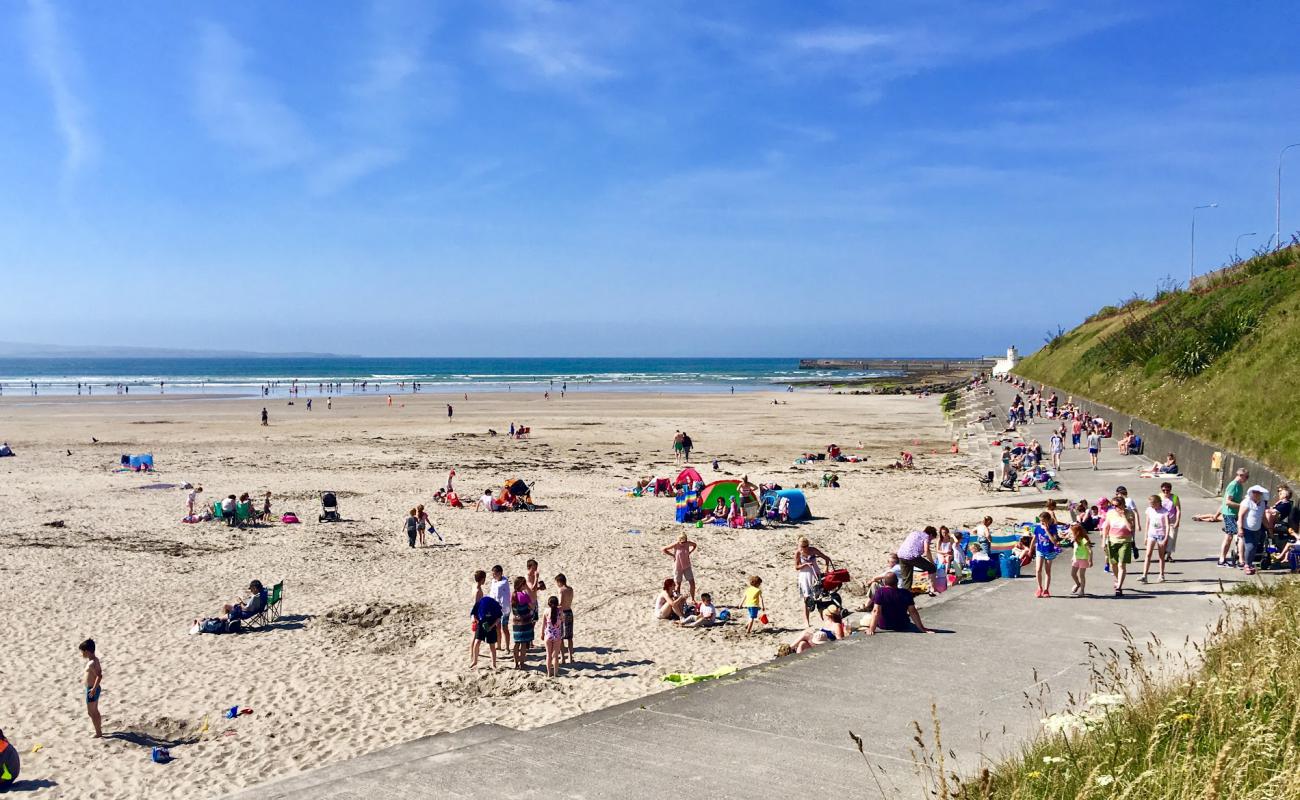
(0, 389, 972, 798)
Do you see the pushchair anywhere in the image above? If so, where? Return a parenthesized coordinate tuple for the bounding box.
(505, 479, 535, 511)
(998, 468, 1019, 492)
(806, 568, 851, 618)
(319, 492, 341, 522)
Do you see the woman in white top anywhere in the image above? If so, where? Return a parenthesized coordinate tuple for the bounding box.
(1139, 495, 1169, 583)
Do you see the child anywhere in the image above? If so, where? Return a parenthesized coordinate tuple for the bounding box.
(676, 592, 716, 627)
(470, 576, 501, 670)
(1011, 535, 1034, 567)
(662, 532, 698, 605)
(404, 508, 418, 548)
(728, 498, 744, 529)
(542, 595, 564, 677)
(1140, 494, 1169, 583)
(743, 576, 765, 634)
(416, 504, 429, 547)
(510, 577, 535, 670)
(80, 639, 103, 738)
(1032, 511, 1062, 598)
(489, 565, 511, 653)
(968, 542, 989, 561)
(555, 573, 575, 664)
(936, 527, 955, 571)
(1069, 524, 1093, 597)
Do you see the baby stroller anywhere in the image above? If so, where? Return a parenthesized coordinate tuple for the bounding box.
(319, 492, 341, 522)
(806, 568, 851, 618)
(998, 468, 1019, 492)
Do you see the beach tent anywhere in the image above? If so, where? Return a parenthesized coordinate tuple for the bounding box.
(676, 467, 703, 486)
(761, 489, 809, 521)
(699, 480, 742, 510)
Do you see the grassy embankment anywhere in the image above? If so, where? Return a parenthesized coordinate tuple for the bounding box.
(902, 581, 1300, 799)
(1015, 244, 1300, 478)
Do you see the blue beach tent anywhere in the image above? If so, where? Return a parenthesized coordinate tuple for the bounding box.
(761, 489, 809, 521)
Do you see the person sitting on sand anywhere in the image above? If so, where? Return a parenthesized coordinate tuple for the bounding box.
(864, 574, 932, 635)
(710, 497, 728, 520)
(864, 552, 902, 592)
(676, 592, 716, 628)
(655, 578, 689, 621)
(787, 607, 849, 654)
(476, 490, 497, 512)
(446, 489, 463, 508)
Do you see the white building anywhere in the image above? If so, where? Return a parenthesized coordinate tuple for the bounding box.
(992, 346, 1019, 376)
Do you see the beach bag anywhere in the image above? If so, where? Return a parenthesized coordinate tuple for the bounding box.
(999, 552, 1021, 579)
(199, 618, 226, 634)
(822, 569, 851, 591)
(932, 572, 948, 593)
(280, 512, 300, 524)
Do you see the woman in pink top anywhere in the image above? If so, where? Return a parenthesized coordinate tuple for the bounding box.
(1101, 495, 1136, 596)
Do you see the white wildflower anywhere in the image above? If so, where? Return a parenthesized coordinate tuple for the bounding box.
(1087, 693, 1126, 707)
(1042, 756, 1066, 764)
(1096, 775, 1115, 787)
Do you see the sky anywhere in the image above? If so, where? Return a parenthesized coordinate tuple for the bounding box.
(4, 0, 1300, 357)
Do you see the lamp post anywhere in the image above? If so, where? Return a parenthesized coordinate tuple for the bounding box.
(1235, 232, 1256, 261)
(1191, 203, 1218, 284)
(1277, 143, 1300, 251)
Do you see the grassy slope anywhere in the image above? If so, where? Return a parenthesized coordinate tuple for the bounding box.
(1016, 247, 1300, 478)
(956, 582, 1300, 799)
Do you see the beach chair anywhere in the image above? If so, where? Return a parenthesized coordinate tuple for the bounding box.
(243, 581, 283, 628)
(977, 470, 995, 492)
(235, 501, 256, 526)
(212, 501, 225, 521)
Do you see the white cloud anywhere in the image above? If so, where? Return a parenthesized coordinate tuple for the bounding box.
(24, 0, 95, 176)
(484, 0, 625, 85)
(194, 22, 316, 168)
(788, 28, 896, 54)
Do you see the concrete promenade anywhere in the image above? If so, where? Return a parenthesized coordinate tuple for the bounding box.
(229, 383, 1247, 799)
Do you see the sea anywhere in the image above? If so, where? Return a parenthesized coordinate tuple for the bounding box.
(0, 357, 894, 397)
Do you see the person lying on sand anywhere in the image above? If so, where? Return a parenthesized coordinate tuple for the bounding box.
(785, 607, 848, 653)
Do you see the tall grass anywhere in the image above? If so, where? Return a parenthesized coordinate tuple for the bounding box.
(874, 580, 1300, 799)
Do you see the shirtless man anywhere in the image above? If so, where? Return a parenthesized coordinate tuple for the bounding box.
(555, 574, 575, 664)
(661, 532, 698, 604)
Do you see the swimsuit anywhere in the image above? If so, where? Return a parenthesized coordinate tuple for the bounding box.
(544, 613, 564, 642)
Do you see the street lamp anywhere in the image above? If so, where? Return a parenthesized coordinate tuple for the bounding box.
(1235, 232, 1256, 261)
(1277, 143, 1300, 251)
(1191, 203, 1218, 283)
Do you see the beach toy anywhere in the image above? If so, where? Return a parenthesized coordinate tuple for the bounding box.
(224, 706, 239, 719)
(695, 521, 703, 528)
(151, 746, 172, 764)
(759, 613, 770, 624)
(717, 609, 731, 622)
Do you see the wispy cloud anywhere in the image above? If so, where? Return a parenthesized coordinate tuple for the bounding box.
(194, 22, 316, 168)
(24, 0, 95, 177)
(484, 0, 627, 85)
(308, 0, 451, 194)
(774, 2, 1137, 101)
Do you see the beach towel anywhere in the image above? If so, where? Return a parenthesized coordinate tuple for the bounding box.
(660, 666, 737, 685)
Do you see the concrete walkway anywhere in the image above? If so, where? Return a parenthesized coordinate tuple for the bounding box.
(229, 384, 1248, 800)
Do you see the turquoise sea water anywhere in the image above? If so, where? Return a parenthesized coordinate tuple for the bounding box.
(0, 357, 893, 396)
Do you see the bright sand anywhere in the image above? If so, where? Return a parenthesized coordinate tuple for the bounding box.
(0, 390, 973, 798)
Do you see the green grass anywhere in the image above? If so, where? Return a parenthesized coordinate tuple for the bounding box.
(937, 580, 1300, 799)
(1017, 245, 1300, 478)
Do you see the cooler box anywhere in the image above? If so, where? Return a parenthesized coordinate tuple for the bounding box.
(970, 559, 999, 582)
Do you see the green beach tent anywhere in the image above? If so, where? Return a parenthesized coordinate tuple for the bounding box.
(699, 480, 742, 511)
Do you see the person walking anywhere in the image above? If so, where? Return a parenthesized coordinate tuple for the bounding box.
(1102, 493, 1137, 595)
(1086, 429, 1102, 470)
(261, 407, 268, 426)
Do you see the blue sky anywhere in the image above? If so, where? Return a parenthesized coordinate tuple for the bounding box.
(4, 0, 1299, 357)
